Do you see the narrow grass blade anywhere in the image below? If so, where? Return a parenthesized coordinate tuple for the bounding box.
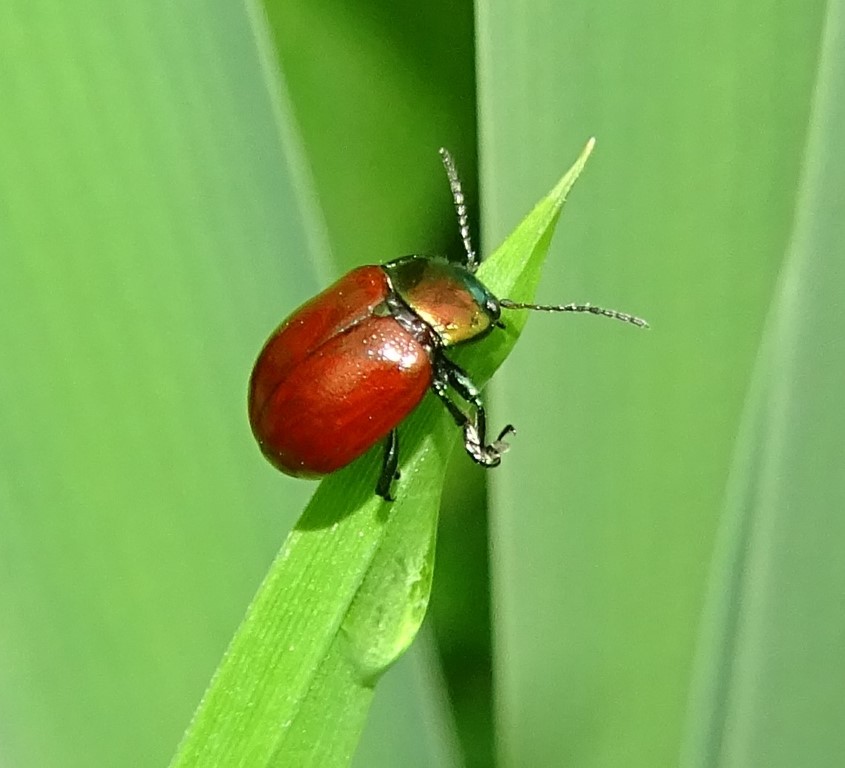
(682, 3, 845, 765)
(169, 140, 596, 767)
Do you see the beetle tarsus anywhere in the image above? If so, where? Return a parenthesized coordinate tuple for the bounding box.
(462, 420, 511, 467)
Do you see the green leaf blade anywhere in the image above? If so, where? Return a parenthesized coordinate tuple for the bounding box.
(169, 140, 596, 766)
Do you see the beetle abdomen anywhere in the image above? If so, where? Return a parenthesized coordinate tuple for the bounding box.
(250, 313, 432, 477)
(248, 266, 391, 421)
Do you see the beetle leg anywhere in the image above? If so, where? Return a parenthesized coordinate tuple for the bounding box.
(432, 364, 469, 428)
(377, 429, 400, 501)
(433, 357, 515, 467)
(447, 364, 515, 467)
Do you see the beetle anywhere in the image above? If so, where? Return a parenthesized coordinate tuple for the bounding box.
(248, 149, 647, 500)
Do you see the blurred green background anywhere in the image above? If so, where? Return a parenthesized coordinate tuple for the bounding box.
(1, 0, 843, 766)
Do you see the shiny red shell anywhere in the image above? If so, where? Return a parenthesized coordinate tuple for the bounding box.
(248, 266, 433, 477)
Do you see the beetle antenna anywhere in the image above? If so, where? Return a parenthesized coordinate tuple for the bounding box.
(439, 147, 478, 272)
(499, 299, 650, 328)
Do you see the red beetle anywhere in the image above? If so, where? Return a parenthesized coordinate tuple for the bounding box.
(248, 150, 646, 500)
